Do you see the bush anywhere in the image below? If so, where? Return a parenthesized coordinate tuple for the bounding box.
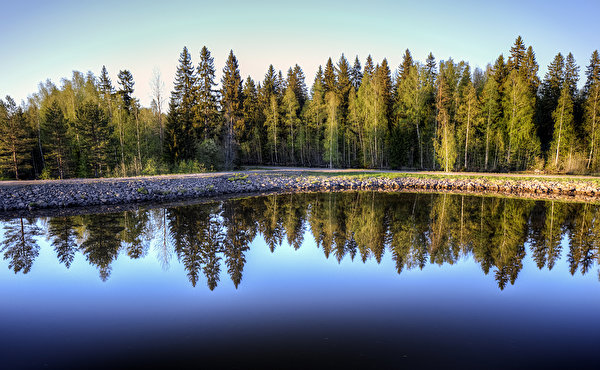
(142, 158, 169, 176)
(39, 167, 53, 180)
(196, 139, 223, 171)
(174, 160, 206, 174)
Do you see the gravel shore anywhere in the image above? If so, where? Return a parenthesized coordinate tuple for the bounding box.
(1, 172, 600, 215)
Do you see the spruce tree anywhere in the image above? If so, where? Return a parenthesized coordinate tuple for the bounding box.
(241, 77, 262, 163)
(350, 56, 363, 91)
(42, 100, 70, 178)
(165, 46, 197, 163)
(434, 68, 456, 172)
(196, 46, 219, 140)
(76, 100, 111, 177)
(0, 96, 33, 179)
(584, 51, 600, 169)
(502, 70, 539, 169)
(538, 53, 565, 152)
(282, 84, 300, 164)
(323, 58, 337, 94)
(399, 49, 414, 82)
(220, 50, 243, 169)
(117, 70, 135, 113)
(508, 36, 526, 72)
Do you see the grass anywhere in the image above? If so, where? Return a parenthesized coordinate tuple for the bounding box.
(285, 170, 600, 185)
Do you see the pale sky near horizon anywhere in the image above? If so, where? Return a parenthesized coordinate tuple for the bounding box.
(1, 0, 598, 107)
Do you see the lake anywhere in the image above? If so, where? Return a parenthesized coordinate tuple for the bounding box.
(1, 192, 599, 369)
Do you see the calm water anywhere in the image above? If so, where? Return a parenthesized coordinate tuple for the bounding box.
(1, 192, 599, 369)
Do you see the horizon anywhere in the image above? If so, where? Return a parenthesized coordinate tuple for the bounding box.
(2, 0, 599, 107)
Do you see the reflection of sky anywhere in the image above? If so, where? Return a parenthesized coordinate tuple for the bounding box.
(0, 219, 599, 369)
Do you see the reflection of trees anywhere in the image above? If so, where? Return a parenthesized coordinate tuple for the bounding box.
(47, 216, 79, 268)
(79, 213, 124, 281)
(121, 210, 151, 259)
(6, 192, 600, 290)
(1, 218, 41, 273)
(222, 200, 257, 288)
(567, 203, 600, 275)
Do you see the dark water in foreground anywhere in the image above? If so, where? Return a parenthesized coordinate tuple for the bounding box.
(1, 192, 599, 369)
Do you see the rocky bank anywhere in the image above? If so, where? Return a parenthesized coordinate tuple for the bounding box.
(1, 172, 600, 215)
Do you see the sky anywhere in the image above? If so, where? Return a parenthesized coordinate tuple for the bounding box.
(1, 0, 599, 107)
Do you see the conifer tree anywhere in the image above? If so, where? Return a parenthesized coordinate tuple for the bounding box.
(399, 49, 414, 82)
(76, 100, 111, 177)
(282, 83, 300, 163)
(241, 77, 262, 163)
(196, 46, 219, 140)
(508, 36, 527, 72)
(98, 66, 114, 115)
(350, 56, 363, 91)
(502, 70, 540, 169)
(323, 58, 337, 94)
(538, 53, 565, 151)
(550, 84, 575, 169)
(0, 96, 33, 179)
(304, 67, 326, 165)
(434, 72, 456, 171)
(165, 47, 197, 162)
(324, 91, 340, 168)
(42, 100, 70, 178)
(265, 95, 280, 163)
(117, 70, 135, 113)
(221, 50, 243, 169)
(457, 81, 480, 169)
(584, 51, 600, 169)
(481, 71, 502, 170)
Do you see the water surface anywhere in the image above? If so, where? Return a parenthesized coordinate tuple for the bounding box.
(1, 192, 599, 369)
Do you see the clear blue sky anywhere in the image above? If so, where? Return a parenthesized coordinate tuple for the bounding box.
(1, 0, 598, 106)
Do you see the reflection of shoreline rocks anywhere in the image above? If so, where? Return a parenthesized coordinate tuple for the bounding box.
(2, 173, 600, 214)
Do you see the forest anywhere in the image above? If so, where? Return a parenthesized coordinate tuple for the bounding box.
(1, 36, 600, 179)
(1, 192, 598, 290)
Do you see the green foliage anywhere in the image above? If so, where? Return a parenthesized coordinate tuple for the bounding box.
(196, 138, 222, 170)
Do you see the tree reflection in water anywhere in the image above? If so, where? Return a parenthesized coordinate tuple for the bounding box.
(2, 192, 600, 290)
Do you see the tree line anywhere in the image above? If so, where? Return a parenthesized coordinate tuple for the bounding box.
(1, 36, 600, 179)
(2, 192, 599, 290)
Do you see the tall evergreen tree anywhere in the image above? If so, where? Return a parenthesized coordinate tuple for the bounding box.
(196, 46, 219, 140)
(165, 47, 197, 162)
(0, 96, 33, 179)
(481, 70, 502, 170)
(76, 101, 111, 177)
(42, 100, 70, 178)
(241, 77, 263, 163)
(549, 84, 575, 169)
(584, 51, 600, 169)
(350, 56, 363, 91)
(221, 50, 243, 169)
(323, 58, 337, 94)
(117, 70, 135, 113)
(508, 36, 527, 72)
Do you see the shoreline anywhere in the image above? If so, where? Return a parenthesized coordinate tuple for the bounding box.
(2, 170, 600, 217)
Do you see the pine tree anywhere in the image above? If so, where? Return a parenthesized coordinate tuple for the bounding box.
(165, 47, 197, 162)
(98, 66, 114, 116)
(196, 46, 219, 140)
(0, 218, 41, 274)
(0, 96, 33, 179)
(564, 53, 580, 99)
(523, 46, 540, 94)
(42, 100, 70, 178)
(304, 68, 326, 166)
(221, 50, 243, 169)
